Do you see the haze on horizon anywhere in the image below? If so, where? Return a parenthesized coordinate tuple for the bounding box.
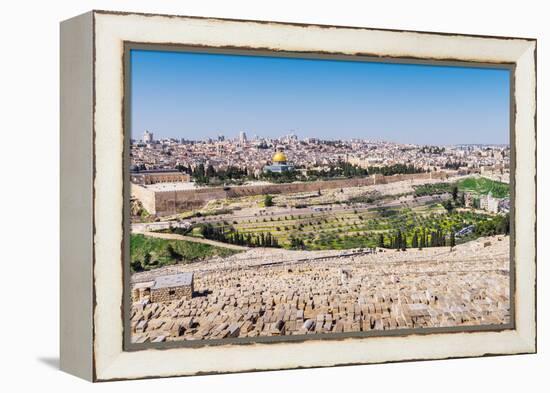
(130, 49, 510, 146)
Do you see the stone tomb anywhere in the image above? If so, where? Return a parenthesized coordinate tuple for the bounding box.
(142, 272, 194, 303)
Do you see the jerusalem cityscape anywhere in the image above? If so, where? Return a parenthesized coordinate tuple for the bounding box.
(127, 50, 511, 345)
(129, 130, 511, 343)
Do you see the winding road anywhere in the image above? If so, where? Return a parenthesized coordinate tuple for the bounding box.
(134, 230, 249, 251)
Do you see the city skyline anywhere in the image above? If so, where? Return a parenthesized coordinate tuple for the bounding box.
(134, 130, 510, 147)
(131, 49, 510, 145)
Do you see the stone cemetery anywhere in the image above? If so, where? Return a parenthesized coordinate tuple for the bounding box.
(130, 236, 510, 343)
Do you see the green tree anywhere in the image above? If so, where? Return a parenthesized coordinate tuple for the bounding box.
(412, 232, 419, 248)
(430, 231, 436, 247)
(131, 259, 143, 272)
(451, 186, 459, 201)
(166, 244, 181, 260)
(378, 233, 385, 248)
(264, 194, 274, 207)
(396, 230, 403, 250)
(206, 164, 216, 177)
(194, 163, 205, 177)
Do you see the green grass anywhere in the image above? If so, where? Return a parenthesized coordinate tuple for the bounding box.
(457, 177, 509, 198)
(130, 234, 240, 272)
(414, 177, 509, 199)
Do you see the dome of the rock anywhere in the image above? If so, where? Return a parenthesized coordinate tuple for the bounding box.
(272, 151, 287, 163)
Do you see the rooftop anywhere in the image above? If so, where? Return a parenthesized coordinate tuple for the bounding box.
(133, 281, 155, 289)
(152, 272, 194, 289)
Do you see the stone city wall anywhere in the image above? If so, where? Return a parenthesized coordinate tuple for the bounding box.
(140, 171, 454, 215)
(131, 184, 157, 214)
(154, 187, 228, 214)
(226, 176, 377, 197)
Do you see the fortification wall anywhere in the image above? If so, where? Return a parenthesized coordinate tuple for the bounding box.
(152, 177, 377, 214)
(131, 184, 157, 214)
(226, 177, 376, 197)
(143, 171, 455, 215)
(154, 187, 227, 214)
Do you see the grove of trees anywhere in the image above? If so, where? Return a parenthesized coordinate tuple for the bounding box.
(199, 223, 280, 248)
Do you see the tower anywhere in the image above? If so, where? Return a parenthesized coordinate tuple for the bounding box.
(143, 130, 154, 143)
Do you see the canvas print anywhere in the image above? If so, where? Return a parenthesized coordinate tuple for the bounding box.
(127, 49, 512, 345)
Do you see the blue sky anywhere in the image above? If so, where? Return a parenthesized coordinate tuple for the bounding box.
(130, 49, 510, 145)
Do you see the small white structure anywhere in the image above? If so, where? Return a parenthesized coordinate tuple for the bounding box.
(142, 130, 154, 143)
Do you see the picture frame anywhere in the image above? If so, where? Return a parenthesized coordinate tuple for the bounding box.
(60, 10, 536, 381)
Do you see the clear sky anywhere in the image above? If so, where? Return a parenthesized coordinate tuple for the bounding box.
(130, 49, 510, 145)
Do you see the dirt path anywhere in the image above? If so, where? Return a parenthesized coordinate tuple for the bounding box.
(140, 231, 249, 251)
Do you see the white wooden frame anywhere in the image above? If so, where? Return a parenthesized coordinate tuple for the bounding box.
(60, 10, 536, 381)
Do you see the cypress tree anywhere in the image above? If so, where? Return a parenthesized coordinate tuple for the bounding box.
(452, 186, 458, 201)
(412, 232, 418, 248)
(378, 233, 385, 248)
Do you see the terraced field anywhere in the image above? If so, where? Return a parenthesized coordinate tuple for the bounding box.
(197, 201, 497, 250)
(148, 177, 508, 252)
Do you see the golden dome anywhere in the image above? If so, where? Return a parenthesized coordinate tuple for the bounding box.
(272, 151, 287, 163)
